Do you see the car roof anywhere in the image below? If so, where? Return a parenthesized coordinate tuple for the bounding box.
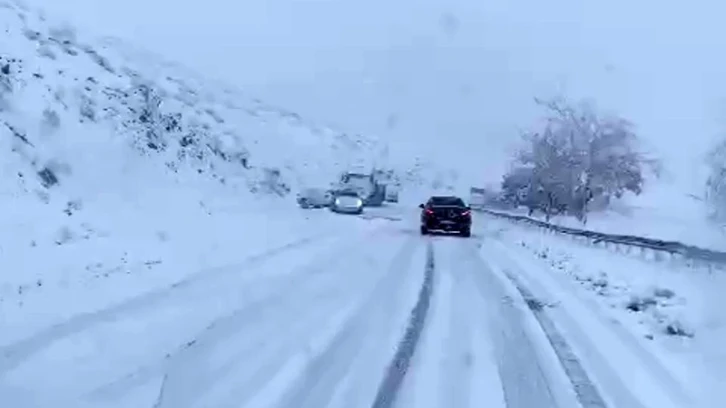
(430, 195, 463, 200)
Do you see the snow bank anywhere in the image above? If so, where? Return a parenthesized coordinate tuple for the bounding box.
(482, 215, 726, 405)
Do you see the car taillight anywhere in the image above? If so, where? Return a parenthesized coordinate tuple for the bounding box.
(425, 209, 434, 215)
(461, 210, 471, 217)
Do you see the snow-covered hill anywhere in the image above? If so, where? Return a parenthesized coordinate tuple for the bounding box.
(1, 0, 392, 188)
(0, 0, 445, 332)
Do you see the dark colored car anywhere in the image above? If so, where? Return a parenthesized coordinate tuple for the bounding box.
(419, 196, 472, 237)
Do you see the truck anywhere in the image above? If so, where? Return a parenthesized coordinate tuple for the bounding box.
(372, 169, 399, 203)
(469, 187, 487, 209)
(336, 171, 386, 207)
(384, 185, 399, 203)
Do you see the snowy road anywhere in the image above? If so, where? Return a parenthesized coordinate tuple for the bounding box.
(0, 216, 694, 408)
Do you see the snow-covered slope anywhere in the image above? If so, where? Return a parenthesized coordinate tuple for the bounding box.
(0, 0, 394, 189)
(479, 215, 726, 407)
(0, 0, 427, 333)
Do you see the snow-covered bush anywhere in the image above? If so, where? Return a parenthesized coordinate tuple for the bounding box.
(0, 57, 14, 110)
(501, 97, 658, 222)
(123, 82, 179, 151)
(41, 108, 60, 130)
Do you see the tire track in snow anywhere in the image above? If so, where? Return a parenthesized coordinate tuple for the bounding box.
(263, 236, 420, 408)
(467, 238, 610, 408)
(503, 272, 609, 408)
(460, 242, 561, 408)
(392, 238, 481, 408)
(87, 229, 390, 402)
(484, 216, 698, 407)
(439, 246, 474, 408)
(152, 232, 406, 408)
(0, 233, 331, 377)
(370, 240, 435, 408)
(487, 230, 694, 408)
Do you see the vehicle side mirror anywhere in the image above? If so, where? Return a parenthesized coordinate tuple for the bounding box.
(418, 203, 425, 209)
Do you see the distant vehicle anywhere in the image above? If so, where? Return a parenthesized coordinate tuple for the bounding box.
(419, 196, 472, 237)
(330, 189, 364, 214)
(469, 187, 487, 209)
(385, 185, 399, 203)
(337, 171, 386, 207)
(296, 188, 332, 209)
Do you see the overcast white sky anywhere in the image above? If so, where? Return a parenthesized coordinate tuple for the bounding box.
(25, 0, 726, 189)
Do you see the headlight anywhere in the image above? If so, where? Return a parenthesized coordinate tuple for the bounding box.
(355, 199, 363, 207)
(334, 198, 341, 206)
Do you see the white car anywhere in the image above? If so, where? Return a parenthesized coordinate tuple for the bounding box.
(330, 190, 364, 214)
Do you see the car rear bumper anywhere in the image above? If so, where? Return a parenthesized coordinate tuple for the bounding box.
(424, 220, 470, 231)
(332, 206, 363, 214)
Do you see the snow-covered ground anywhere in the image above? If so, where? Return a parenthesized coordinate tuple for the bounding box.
(479, 214, 726, 408)
(0, 0, 430, 339)
(0, 0, 459, 303)
(5, 204, 724, 407)
(0, 0, 366, 349)
(1, 213, 397, 408)
(3, 0, 726, 407)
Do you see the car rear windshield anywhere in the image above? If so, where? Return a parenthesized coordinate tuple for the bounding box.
(430, 197, 465, 207)
(337, 191, 359, 197)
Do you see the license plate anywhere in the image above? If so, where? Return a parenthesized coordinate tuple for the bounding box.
(441, 220, 455, 225)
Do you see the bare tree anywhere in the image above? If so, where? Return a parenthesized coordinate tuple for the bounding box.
(501, 165, 533, 206)
(502, 96, 656, 223)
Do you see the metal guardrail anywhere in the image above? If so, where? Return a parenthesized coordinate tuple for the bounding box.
(476, 207, 726, 265)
